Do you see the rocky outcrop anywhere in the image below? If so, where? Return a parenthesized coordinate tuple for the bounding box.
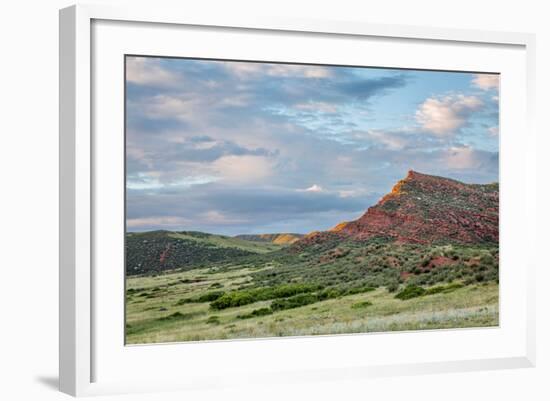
(297, 170, 498, 247)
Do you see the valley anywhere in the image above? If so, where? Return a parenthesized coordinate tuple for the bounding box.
(126, 171, 499, 344)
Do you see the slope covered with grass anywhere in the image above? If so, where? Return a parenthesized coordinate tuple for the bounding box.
(126, 231, 283, 275)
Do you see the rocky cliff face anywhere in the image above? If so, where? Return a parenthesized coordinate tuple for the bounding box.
(298, 170, 498, 247)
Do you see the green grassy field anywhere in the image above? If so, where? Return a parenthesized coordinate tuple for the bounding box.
(126, 259, 499, 344)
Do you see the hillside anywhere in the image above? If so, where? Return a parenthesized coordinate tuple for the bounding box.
(234, 233, 304, 245)
(126, 171, 499, 343)
(126, 231, 282, 275)
(126, 171, 499, 280)
(296, 170, 498, 248)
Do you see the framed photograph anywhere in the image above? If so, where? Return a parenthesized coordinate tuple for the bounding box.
(60, 4, 536, 396)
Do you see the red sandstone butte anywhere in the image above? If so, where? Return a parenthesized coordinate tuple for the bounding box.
(296, 170, 498, 247)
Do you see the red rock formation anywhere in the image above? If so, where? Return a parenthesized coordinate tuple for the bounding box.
(298, 170, 498, 247)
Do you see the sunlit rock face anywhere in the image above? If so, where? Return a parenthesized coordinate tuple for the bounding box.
(295, 170, 499, 248)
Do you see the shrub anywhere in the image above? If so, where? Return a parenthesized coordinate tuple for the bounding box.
(387, 282, 399, 293)
(196, 290, 225, 302)
(210, 292, 256, 310)
(424, 283, 463, 295)
(157, 311, 202, 322)
(206, 316, 220, 324)
(351, 300, 373, 309)
(345, 285, 375, 296)
(464, 277, 475, 285)
(237, 308, 273, 319)
(158, 312, 184, 321)
(480, 253, 494, 265)
(424, 285, 446, 295)
(318, 288, 341, 300)
(395, 284, 426, 300)
(271, 283, 320, 298)
(271, 294, 319, 311)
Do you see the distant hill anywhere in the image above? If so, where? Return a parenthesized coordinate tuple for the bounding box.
(295, 170, 498, 249)
(126, 231, 282, 275)
(234, 233, 304, 245)
(127, 171, 499, 276)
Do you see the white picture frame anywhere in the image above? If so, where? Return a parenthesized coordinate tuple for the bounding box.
(59, 4, 536, 397)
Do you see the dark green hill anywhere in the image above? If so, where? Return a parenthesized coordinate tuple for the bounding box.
(126, 231, 282, 275)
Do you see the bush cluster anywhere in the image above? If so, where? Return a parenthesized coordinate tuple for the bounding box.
(424, 282, 463, 295)
(395, 284, 426, 300)
(271, 294, 319, 311)
(395, 282, 464, 301)
(210, 283, 320, 310)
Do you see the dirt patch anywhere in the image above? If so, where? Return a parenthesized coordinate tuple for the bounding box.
(428, 256, 455, 268)
(400, 271, 412, 280)
(419, 256, 456, 272)
(465, 257, 481, 267)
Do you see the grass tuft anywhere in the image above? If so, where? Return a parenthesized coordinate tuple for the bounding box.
(351, 300, 373, 309)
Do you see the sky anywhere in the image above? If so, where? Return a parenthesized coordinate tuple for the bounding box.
(125, 56, 499, 235)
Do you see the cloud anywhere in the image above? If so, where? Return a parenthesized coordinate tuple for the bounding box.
(362, 130, 411, 150)
(472, 74, 499, 91)
(126, 183, 377, 234)
(440, 146, 496, 170)
(222, 62, 333, 79)
(336, 75, 408, 100)
(294, 102, 338, 114)
(168, 139, 276, 163)
(300, 184, 324, 193)
(126, 174, 218, 190)
(488, 126, 499, 137)
(415, 94, 484, 136)
(127, 216, 191, 229)
(338, 189, 369, 198)
(200, 210, 248, 225)
(351, 127, 450, 152)
(126, 57, 179, 86)
(126, 58, 411, 150)
(125, 135, 499, 234)
(125, 132, 279, 187)
(125, 57, 499, 234)
(139, 95, 200, 121)
(211, 155, 275, 183)
(266, 64, 332, 78)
